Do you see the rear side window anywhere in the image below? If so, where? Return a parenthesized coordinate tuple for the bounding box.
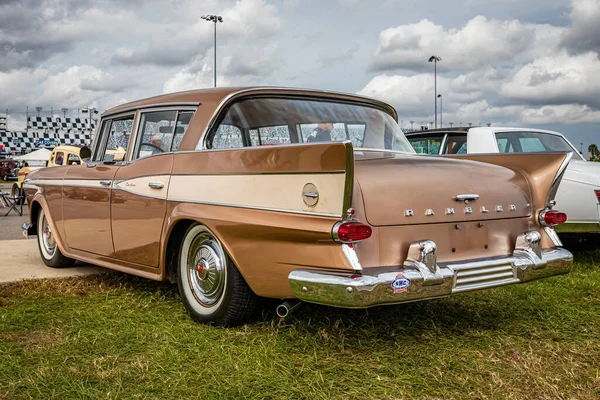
(443, 134, 467, 154)
(495, 131, 574, 153)
(249, 125, 291, 146)
(408, 135, 444, 155)
(212, 125, 244, 149)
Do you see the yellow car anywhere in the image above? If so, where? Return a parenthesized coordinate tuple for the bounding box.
(12, 145, 91, 204)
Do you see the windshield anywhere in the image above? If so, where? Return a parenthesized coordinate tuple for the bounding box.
(206, 97, 415, 153)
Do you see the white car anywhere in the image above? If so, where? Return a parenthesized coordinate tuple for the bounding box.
(407, 127, 600, 236)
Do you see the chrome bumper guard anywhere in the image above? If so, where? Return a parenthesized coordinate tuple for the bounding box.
(22, 221, 34, 238)
(288, 231, 573, 308)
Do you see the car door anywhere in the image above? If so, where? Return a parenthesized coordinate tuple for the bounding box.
(110, 108, 194, 267)
(62, 114, 136, 256)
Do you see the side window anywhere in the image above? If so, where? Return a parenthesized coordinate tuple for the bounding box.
(171, 112, 194, 152)
(134, 111, 177, 159)
(99, 116, 134, 162)
(250, 125, 291, 146)
(443, 135, 467, 154)
(212, 125, 244, 149)
(55, 152, 64, 166)
(347, 124, 366, 148)
(407, 135, 444, 155)
(519, 137, 545, 152)
(67, 153, 81, 165)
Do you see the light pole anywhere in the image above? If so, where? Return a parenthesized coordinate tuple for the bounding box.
(437, 94, 442, 128)
(449, 122, 454, 128)
(36, 106, 42, 117)
(410, 121, 414, 130)
(62, 108, 68, 118)
(428, 55, 441, 128)
(201, 14, 223, 88)
(81, 108, 99, 141)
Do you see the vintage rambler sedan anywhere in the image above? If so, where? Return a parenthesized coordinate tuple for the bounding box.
(23, 87, 573, 326)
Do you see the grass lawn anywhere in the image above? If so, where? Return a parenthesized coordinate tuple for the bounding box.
(1, 247, 599, 399)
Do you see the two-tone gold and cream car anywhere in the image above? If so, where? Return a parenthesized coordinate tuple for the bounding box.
(23, 87, 573, 326)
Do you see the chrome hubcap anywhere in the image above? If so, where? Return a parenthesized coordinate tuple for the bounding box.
(41, 216, 56, 255)
(187, 233, 225, 305)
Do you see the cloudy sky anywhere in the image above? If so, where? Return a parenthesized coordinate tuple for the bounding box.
(1, 0, 599, 152)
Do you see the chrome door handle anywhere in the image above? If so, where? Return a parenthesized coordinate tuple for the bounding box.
(148, 182, 164, 189)
(99, 180, 112, 186)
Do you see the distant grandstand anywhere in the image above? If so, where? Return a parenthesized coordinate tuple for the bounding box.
(0, 116, 95, 155)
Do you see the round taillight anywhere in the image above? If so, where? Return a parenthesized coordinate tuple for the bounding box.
(541, 210, 567, 226)
(333, 221, 372, 243)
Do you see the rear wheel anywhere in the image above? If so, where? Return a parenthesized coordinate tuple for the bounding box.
(37, 208, 75, 268)
(177, 224, 257, 326)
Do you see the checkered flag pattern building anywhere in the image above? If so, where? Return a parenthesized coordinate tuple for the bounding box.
(0, 116, 96, 154)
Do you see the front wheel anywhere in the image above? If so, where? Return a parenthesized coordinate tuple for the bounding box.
(11, 185, 24, 205)
(37, 208, 75, 268)
(177, 224, 257, 326)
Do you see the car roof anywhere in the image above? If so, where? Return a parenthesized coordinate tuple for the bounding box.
(52, 145, 83, 153)
(103, 86, 398, 121)
(405, 126, 566, 137)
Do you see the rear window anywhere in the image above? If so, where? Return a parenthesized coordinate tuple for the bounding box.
(203, 97, 414, 153)
(408, 135, 444, 155)
(495, 132, 574, 153)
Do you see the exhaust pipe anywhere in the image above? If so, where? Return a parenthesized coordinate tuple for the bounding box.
(276, 300, 302, 318)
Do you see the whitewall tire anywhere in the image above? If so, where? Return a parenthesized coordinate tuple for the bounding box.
(177, 224, 257, 326)
(37, 208, 75, 268)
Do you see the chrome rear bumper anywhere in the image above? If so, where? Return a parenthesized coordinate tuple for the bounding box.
(288, 231, 573, 308)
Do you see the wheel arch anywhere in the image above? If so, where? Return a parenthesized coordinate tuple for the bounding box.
(29, 197, 70, 256)
(161, 213, 253, 291)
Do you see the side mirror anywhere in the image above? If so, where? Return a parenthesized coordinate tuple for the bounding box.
(79, 146, 92, 162)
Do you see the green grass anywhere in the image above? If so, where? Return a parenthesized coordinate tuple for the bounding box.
(1, 247, 599, 399)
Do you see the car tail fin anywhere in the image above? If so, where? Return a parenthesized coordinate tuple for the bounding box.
(448, 152, 572, 211)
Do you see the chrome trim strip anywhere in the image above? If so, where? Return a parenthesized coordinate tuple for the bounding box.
(102, 102, 200, 118)
(544, 227, 563, 247)
(342, 141, 354, 216)
(342, 244, 363, 271)
(168, 197, 342, 218)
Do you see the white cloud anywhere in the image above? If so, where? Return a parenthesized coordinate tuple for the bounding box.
(520, 104, 600, 124)
(563, 0, 600, 53)
(369, 16, 565, 73)
(500, 51, 600, 107)
(163, 63, 230, 93)
(111, 0, 282, 67)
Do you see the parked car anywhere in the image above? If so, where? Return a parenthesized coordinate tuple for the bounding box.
(406, 127, 599, 236)
(1, 160, 18, 181)
(47, 145, 85, 167)
(23, 88, 573, 326)
(11, 146, 90, 205)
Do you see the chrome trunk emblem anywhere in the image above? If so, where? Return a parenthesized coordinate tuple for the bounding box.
(496, 205, 504, 212)
(481, 206, 489, 213)
(405, 209, 414, 217)
(465, 207, 473, 214)
(510, 205, 516, 211)
(425, 209, 435, 216)
(446, 208, 455, 215)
